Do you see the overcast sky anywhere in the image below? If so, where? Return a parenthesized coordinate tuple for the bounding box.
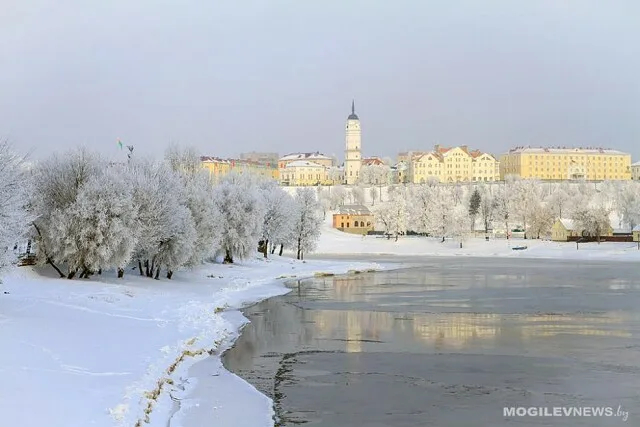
(1, 1, 639, 162)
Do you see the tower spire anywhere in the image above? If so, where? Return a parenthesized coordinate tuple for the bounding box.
(352, 99, 355, 115)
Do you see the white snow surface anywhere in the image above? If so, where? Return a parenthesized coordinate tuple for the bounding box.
(0, 256, 381, 427)
(315, 215, 640, 261)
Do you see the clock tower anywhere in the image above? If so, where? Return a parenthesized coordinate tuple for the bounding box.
(344, 100, 362, 185)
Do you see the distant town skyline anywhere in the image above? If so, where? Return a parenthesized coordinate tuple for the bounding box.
(2, 1, 639, 162)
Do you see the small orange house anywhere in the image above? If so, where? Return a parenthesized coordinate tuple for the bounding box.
(332, 205, 374, 234)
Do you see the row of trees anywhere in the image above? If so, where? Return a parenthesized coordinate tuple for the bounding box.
(1, 144, 323, 279)
(372, 178, 640, 242)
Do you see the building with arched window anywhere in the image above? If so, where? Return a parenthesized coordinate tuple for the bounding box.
(332, 205, 374, 234)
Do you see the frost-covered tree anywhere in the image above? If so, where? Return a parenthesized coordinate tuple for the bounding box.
(317, 187, 331, 220)
(330, 185, 346, 209)
(369, 186, 378, 206)
(546, 184, 571, 219)
(479, 186, 496, 234)
(289, 188, 322, 260)
(46, 167, 138, 279)
(213, 172, 265, 263)
(408, 185, 431, 235)
(512, 180, 541, 239)
(377, 189, 407, 241)
(612, 181, 640, 232)
(468, 188, 481, 231)
(360, 164, 391, 185)
(572, 205, 611, 243)
(154, 203, 196, 279)
(351, 185, 365, 205)
(31, 148, 100, 277)
(494, 179, 518, 238)
(130, 161, 196, 278)
(528, 204, 554, 239)
(259, 180, 295, 258)
(0, 142, 32, 275)
(165, 144, 202, 177)
(181, 172, 222, 267)
(426, 187, 466, 242)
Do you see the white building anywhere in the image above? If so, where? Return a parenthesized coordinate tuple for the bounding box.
(344, 100, 362, 185)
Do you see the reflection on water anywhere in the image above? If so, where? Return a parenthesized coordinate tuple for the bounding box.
(224, 258, 640, 426)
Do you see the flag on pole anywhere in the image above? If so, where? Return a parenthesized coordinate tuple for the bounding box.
(117, 138, 123, 150)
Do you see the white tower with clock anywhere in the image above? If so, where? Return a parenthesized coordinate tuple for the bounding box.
(344, 100, 362, 185)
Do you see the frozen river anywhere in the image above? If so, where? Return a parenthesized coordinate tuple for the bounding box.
(223, 258, 638, 426)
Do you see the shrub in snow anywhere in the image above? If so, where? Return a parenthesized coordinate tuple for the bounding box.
(289, 188, 322, 260)
(130, 161, 196, 278)
(0, 142, 32, 275)
(212, 172, 265, 263)
(45, 167, 138, 279)
(182, 172, 222, 266)
(377, 188, 407, 241)
(31, 148, 101, 277)
(258, 180, 295, 258)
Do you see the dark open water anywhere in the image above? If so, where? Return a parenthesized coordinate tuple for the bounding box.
(223, 258, 639, 426)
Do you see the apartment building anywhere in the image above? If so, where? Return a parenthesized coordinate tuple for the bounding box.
(401, 145, 500, 183)
(499, 147, 631, 181)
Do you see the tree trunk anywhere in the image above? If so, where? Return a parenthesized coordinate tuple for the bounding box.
(67, 270, 77, 280)
(154, 266, 160, 280)
(297, 237, 302, 260)
(98, 268, 102, 275)
(167, 270, 173, 280)
(148, 258, 156, 278)
(224, 249, 233, 264)
(31, 222, 65, 278)
(138, 260, 144, 276)
(271, 243, 276, 255)
(145, 260, 150, 277)
(263, 239, 269, 258)
(279, 244, 284, 256)
(117, 268, 124, 278)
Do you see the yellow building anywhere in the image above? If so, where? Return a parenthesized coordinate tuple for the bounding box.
(500, 147, 632, 181)
(279, 160, 327, 186)
(631, 161, 640, 181)
(200, 156, 278, 182)
(551, 219, 582, 242)
(332, 205, 374, 234)
(633, 226, 640, 242)
(201, 157, 231, 182)
(551, 218, 614, 241)
(405, 145, 500, 183)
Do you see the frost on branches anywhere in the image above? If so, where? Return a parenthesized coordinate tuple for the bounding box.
(259, 180, 295, 258)
(47, 167, 138, 279)
(0, 142, 32, 275)
(289, 188, 322, 260)
(213, 172, 265, 264)
(31, 148, 101, 278)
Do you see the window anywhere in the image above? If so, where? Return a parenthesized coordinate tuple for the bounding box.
(346, 222, 350, 228)
(341, 222, 344, 227)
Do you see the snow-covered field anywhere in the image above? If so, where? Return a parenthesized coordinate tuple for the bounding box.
(0, 256, 381, 427)
(315, 213, 640, 262)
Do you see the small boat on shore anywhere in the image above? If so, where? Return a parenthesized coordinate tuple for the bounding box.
(512, 246, 528, 251)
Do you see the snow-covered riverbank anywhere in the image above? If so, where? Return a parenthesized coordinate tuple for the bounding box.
(316, 223, 640, 262)
(0, 257, 382, 427)
(3, 225, 639, 427)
